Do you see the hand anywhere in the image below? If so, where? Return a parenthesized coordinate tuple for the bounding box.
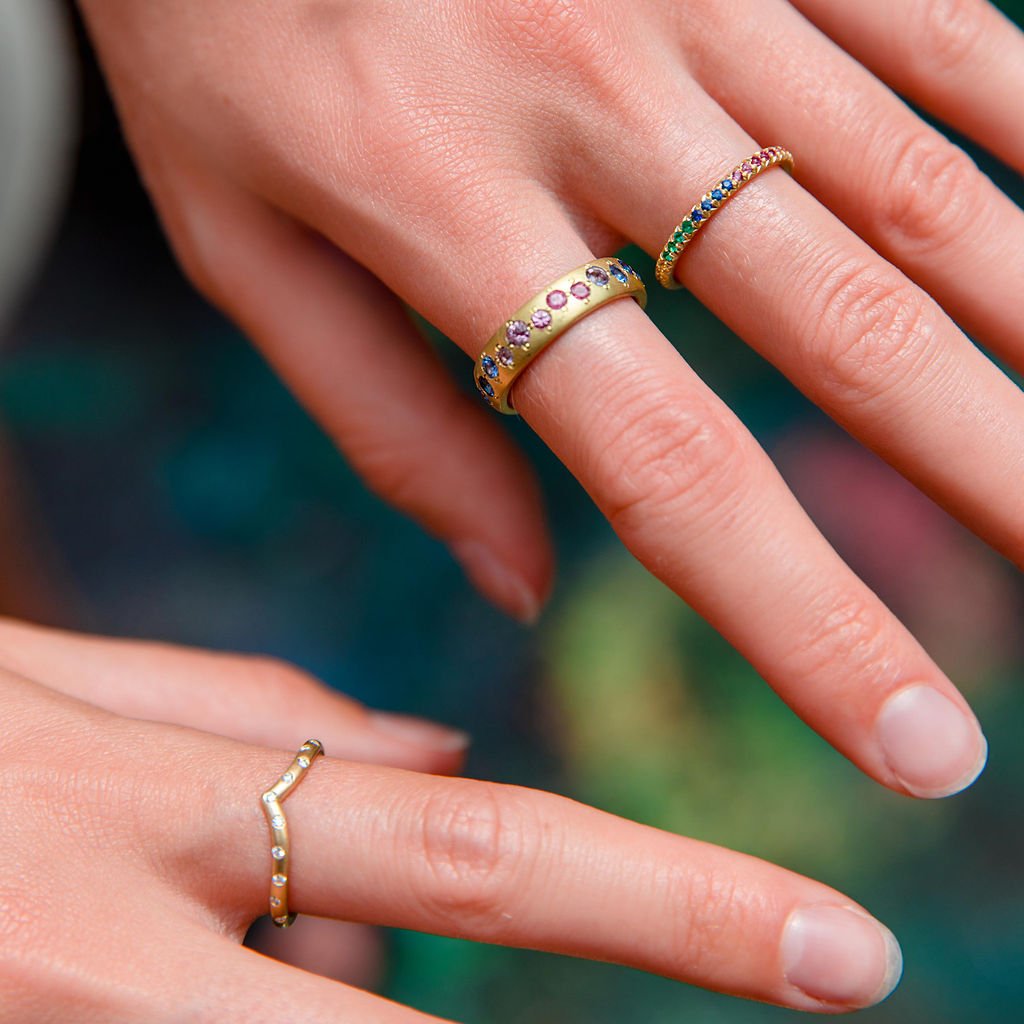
(77, 0, 1020, 798)
(1, 623, 902, 1015)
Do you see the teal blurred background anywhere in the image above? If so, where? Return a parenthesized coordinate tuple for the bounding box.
(1, 3, 1023, 1021)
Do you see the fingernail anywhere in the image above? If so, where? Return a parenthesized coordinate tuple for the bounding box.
(875, 685, 988, 798)
(782, 905, 903, 1008)
(369, 712, 470, 753)
(451, 539, 541, 624)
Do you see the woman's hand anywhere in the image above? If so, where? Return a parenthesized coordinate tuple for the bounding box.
(76, 0, 1021, 798)
(1, 623, 902, 1016)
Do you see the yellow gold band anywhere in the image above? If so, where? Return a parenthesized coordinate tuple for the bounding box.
(656, 147, 794, 290)
(260, 739, 324, 928)
(474, 257, 647, 415)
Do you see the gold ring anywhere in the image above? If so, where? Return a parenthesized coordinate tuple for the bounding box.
(474, 257, 647, 414)
(260, 739, 324, 928)
(656, 147, 794, 290)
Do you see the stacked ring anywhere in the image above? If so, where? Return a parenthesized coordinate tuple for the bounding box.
(259, 738, 324, 928)
(656, 147, 794, 290)
(474, 257, 647, 415)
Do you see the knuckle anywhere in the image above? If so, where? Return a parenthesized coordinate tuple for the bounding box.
(237, 655, 320, 701)
(414, 783, 536, 934)
(596, 382, 753, 538)
(911, 0, 986, 75)
(881, 131, 980, 251)
(805, 261, 934, 406)
(664, 865, 747, 974)
(785, 589, 894, 683)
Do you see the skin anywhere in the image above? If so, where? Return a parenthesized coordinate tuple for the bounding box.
(0, 617, 899, 1018)
(74, 0, 1024, 799)
(18, 0, 1019, 1014)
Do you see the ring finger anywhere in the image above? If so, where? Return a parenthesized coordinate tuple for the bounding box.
(199, 743, 904, 1012)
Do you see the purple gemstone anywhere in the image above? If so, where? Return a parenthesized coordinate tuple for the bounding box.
(546, 289, 568, 310)
(531, 308, 553, 329)
(496, 345, 514, 368)
(585, 266, 610, 287)
(505, 320, 531, 346)
(570, 281, 590, 301)
(741, 161, 753, 175)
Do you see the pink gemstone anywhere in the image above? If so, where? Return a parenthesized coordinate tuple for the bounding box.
(546, 289, 568, 310)
(505, 320, 531, 346)
(741, 162, 753, 175)
(496, 345, 514, 368)
(731, 172, 743, 186)
(570, 281, 590, 301)
(531, 309, 553, 329)
(750, 155, 761, 167)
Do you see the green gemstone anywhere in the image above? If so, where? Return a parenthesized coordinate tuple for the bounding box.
(664, 244, 678, 257)
(681, 219, 695, 234)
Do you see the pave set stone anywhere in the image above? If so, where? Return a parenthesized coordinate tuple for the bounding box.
(656, 147, 791, 289)
(476, 261, 635, 400)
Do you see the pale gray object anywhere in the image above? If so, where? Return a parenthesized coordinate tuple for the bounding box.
(0, 0, 75, 333)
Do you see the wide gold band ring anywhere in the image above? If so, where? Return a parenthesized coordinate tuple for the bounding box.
(474, 257, 647, 415)
(260, 739, 324, 928)
(656, 147, 794, 290)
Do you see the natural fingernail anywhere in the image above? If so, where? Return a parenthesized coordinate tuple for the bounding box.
(369, 712, 470, 753)
(782, 905, 903, 1008)
(451, 539, 541, 624)
(876, 685, 988, 798)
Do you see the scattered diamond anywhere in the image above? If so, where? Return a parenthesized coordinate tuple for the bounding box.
(272, 874, 287, 886)
(269, 896, 281, 908)
(281, 772, 294, 785)
(272, 846, 286, 860)
(271, 815, 285, 829)
(262, 792, 276, 803)
(296, 756, 310, 769)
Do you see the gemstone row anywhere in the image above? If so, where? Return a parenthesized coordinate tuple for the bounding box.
(476, 260, 637, 400)
(655, 147, 793, 289)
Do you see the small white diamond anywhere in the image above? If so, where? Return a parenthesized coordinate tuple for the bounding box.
(271, 873, 287, 887)
(281, 772, 294, 784)
(269, 896, 281, 908)
(297, 756, 310, 768)
(270, 815, 285, 829)
(274, 915, 290, 925)
(271, 846, 286, 860)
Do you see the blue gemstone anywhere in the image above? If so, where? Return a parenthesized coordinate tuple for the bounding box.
(721, 179, 734, 191)
(477, 376, 495, 398)
(691, 209, 704, 223)
(711, 189, 724, 201)
(610, 264, 629, 284)
(701, 199, 714, 212)
(481, 355, 499, 380)
(621, 262, 634, 276)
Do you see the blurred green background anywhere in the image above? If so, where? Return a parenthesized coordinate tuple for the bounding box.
(2, 3, 1023, 1021)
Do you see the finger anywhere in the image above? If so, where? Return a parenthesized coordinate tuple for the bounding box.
(683, 0, 1024, 370)
(201, 749, 903, 1012)
(151, 156, 552, 623)
(0, 616, 468, 774)
(790, 0, 1024, 173)
(270, 154, 987, 797)
(200, 937, 453, 1024)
